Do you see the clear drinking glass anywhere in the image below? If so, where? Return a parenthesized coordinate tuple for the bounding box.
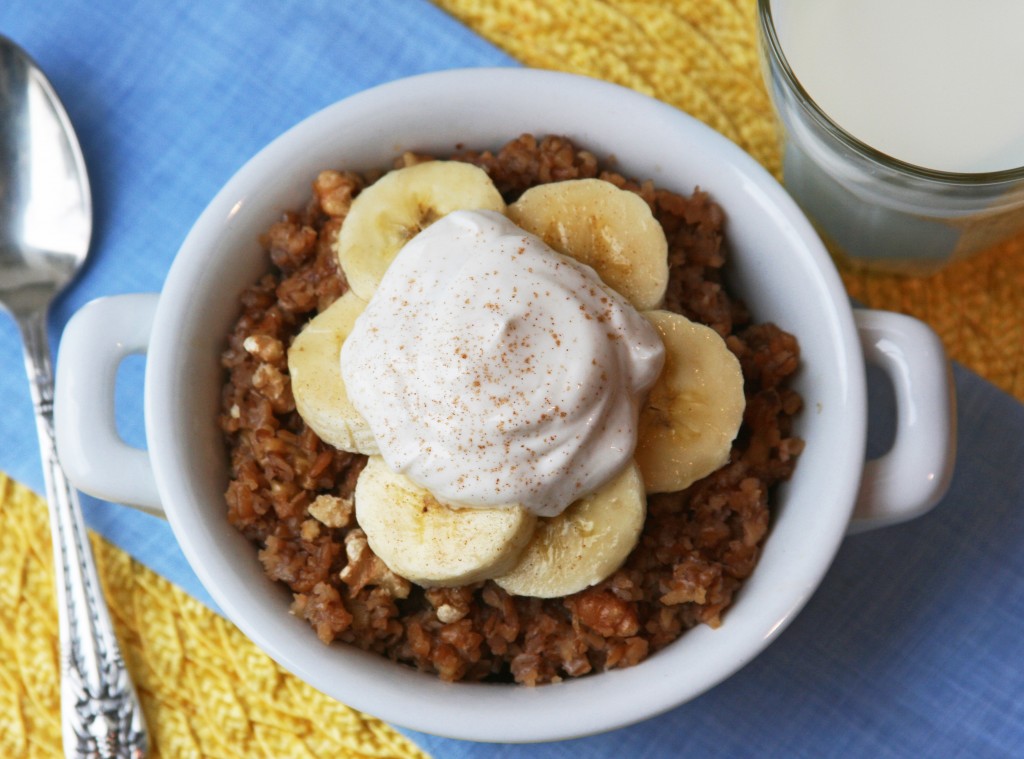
(757, 0, 1024, 275)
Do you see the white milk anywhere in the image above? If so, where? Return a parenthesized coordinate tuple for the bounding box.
(772, 0, 1024, 173)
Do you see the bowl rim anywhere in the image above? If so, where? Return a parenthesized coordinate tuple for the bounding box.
(145, 67, 865, 742)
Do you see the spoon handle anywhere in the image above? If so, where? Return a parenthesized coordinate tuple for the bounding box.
(17, 308, 149, 759)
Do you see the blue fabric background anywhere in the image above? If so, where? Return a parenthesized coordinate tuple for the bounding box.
(1, 2, 1021, 757)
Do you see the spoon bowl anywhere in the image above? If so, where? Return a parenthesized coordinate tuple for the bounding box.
(0, 34, 147, 757)
(0, 38, 90, 313)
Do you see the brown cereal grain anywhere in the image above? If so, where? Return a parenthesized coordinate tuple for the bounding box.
(219, 134, 803, 685)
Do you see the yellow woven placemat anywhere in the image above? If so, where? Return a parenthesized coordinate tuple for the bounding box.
(0, 474, 429, 759)
(438, 0, 1024, 401)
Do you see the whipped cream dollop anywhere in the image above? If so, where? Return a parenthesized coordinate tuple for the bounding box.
(341, 209, 664, 517)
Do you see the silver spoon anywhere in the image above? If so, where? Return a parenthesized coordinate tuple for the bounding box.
(0, 36, 147, 759)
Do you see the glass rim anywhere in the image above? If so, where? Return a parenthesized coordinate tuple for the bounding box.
(757, 0, 1024, 186)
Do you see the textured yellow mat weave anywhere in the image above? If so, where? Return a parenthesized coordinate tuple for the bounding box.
(439, 0, 1024, 401)
(0, 474, 429, 759)
(6, 2, 1023, 757)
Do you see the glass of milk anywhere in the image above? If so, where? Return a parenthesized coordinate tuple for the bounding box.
(758, 0, 1024, 274)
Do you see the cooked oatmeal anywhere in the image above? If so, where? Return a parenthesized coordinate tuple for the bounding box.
(219, 134, 804, 685)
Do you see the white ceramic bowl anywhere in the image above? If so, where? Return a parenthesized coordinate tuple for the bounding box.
(54, 68, 955, 742)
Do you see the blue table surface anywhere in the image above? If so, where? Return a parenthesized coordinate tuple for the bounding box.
(1, 2, 1022, 757)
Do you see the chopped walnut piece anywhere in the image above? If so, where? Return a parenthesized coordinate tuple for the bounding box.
(251, 363, 293, 412)
(242, 334, 284, 363)
(436, 604, 463, 624)
(299, 519, 321, 542)
(308, 494, 353, 529)
(568, 591, 639, 638)
(252, 362, 282, 390)
(425, 586, 474, 625)
(313, 170, 363, 218)
(291, 582, 352, 643)
(339, 529, 411, 599)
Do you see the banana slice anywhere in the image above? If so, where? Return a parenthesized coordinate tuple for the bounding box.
(506, 178, 669, 311)
(354, 456, 537, 587)
(288, 291, 378, 454)
(336, 161, 506, 300)
(635, 311, 745, 494)
(492, 462, 645, 599)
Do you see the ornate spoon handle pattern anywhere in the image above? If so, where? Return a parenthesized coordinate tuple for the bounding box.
(19, 309, 148, 759)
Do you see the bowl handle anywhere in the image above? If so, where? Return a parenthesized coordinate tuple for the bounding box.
(848, 309, 956, 533)
(54, 293, 164, 516)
